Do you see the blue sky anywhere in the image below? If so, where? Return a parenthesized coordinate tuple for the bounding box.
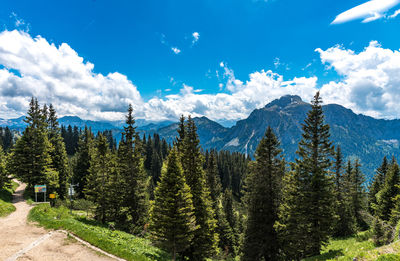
(0, 0, 399, 123)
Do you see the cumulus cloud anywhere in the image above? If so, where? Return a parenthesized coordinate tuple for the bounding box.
(4, 29, 400, 124)
(0, 30, 320, 123)
(0, 30, 143, 120)
(317, 41, 400, 118)
(143, 71, 318, 121)
(331, 0, 400, 24)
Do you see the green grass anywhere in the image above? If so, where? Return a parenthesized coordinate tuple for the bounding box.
(304, 231, 376, 260)
(304, 231, 400, 261)
(0, 181, 18, 217)
(28, 204, 170, 261)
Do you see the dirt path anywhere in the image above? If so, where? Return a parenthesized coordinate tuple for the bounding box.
(0, 182, 115, 261)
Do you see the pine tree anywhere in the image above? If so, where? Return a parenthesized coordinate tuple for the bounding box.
(369, 157, 389, 215)
(278, 92, 335, 258)
(149, 148, 197, 261)
(179, 116, 219, 260)
(85, 134, 116, 223)
(73, 126, 94, 198)
(351, 159, 367, 229)
(8, 98, 58, 195)
(206, 151, 236, 256)
(332, 147, 357, 236)
(377, 160, 400, 222)
(117, 104, 149, 233)
(47, 104, 69, 199)
(242, 127, 284, 261)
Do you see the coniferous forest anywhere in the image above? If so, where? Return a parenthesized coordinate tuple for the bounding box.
(3, 93, 400, 260)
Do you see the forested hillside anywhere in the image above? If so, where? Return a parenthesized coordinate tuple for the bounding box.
(2, 93, 400, 260)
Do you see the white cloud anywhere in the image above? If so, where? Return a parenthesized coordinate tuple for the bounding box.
(331, 0, 400, 24)
(3, 30, 400, 124)
(171, 47, 181, 54)
(143, 71, 317, 121)
(317, 41, 400, 119)
(192, 32, 200, 45)
(0, 30, 143, 121)
(389, 8, 400, 18)
(0, 30, 320, 123)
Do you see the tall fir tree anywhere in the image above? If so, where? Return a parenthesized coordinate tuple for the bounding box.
(332, 146, 357, 237)
(377, 160, 400, 222)
(8, 98, 58, 194)
(350, 159, 367, 229)
(206, 150, 236, 256)
(73, 126, 94, 198)
(369, 157, 389, 215)
(278, 92, 335, 258)
(85, 134, 116, 223)
(47, 104, 69, 199)
(242, 127, 284, 261)
(179, 116, 219, 260)
(117, 104, 149, 233)
(149, 148, 197, 261)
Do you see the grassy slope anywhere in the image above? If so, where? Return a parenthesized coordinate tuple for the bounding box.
(305, 231, 400, 261)
(28, 204, 170, 261)
(0, 181, 18, 217)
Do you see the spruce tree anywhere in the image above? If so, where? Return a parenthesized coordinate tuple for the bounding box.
(47, 104, 69, 199)
(149, 148, 197, 261)
(117, 104, 149, 233)
(369, 157, 389, 215)
(179, 116, 219, 260)
(278, 92, 335, 258)
(85, 134, 116, 223)
(333, 146, 357, 236)
(377, 160, 400, 222)
(73, 126, 94, 198)
(351, 159, 367, 229)
(242, 127, 284, 261)
(8, 98, 58, 194)
(206, 151, 236, 256)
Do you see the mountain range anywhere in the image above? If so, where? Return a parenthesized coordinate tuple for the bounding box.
(2, 95, 400, 181)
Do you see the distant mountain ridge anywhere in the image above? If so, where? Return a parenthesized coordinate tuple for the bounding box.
(2, 95, 400, 180)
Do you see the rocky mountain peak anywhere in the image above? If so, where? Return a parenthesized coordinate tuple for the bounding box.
(264, 95, 304, 109)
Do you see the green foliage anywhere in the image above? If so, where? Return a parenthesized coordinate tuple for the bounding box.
(7, 98, 59, 196)
(369, 157, 389, 215)
(85, 134, 118, 223)
(0, 145, 11, 189)
(242, 127, 284, 261)
(29, 204, 170, 261)
(117, 104, 150, 233)
(350, 159, 368, 230)
(73, 126, 94, 198)
(278, 92, 336, 259)
(178, 115, 219, 260)
(0, 181, 18, 217)
(206, 151, 237, 257)
(377, 160, 400, 222)
(333, 147, 357, 237)
(149, 148, 197, 260)
(47, 104, 70, 200)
